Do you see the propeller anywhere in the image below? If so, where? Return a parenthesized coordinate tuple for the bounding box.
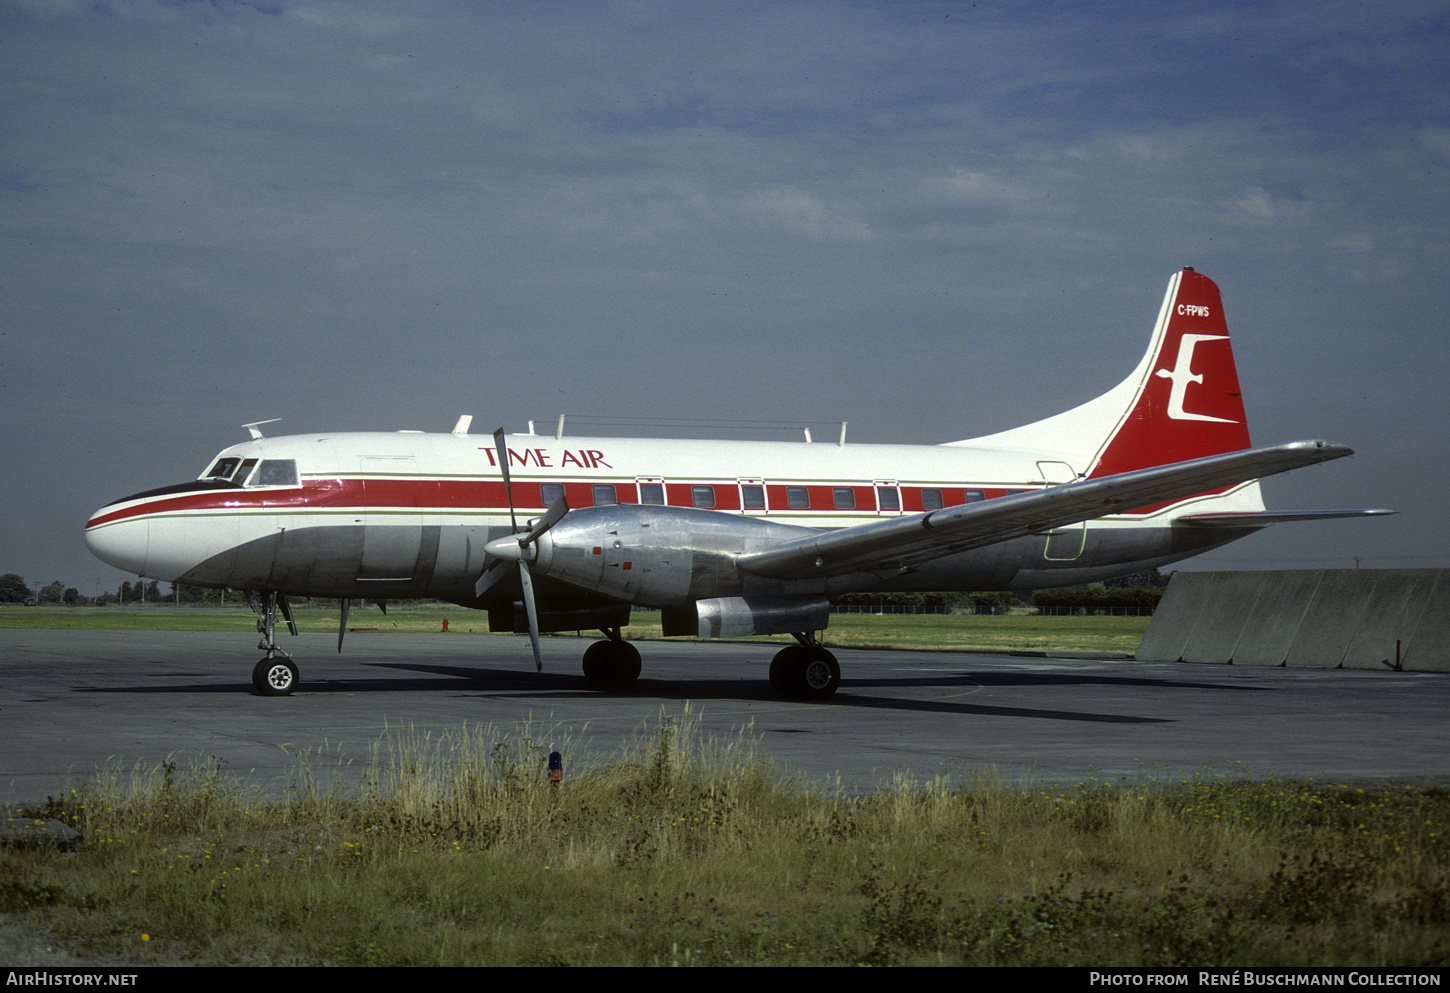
(477, 428, 569, 672)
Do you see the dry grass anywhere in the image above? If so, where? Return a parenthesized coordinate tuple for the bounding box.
(3, 709, 1448, 966)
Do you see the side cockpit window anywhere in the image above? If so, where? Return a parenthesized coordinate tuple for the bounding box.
(252, 459, 298, 487)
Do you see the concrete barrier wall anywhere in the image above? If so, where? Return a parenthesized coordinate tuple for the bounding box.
(1179, 571, 1265, 664)
(1136, 569, 1450, 672)
(1232, 570, 1324, 667)
(1133, 574, 1203, 664)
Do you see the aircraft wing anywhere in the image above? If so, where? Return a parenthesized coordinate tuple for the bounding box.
(735, 440, 1357, 580)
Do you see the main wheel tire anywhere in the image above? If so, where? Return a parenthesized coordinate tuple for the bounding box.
(798, 647, 840, 701)
(612, 641, 642, 689)
(582, 640, 642, 691)
(769, 646, 808, 698)
(769, 645, 840, 700)
(252, 658, 299, 696)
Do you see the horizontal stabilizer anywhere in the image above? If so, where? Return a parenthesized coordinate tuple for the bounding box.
(1176, 509, 1396, 528)
(736, 440, 1355, 580)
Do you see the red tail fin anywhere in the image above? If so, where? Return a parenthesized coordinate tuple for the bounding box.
(1087, 269, 1251, 477)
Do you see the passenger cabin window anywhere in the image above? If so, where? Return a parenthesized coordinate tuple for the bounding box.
(832, 487, 855, 510)
(592, 484, 617, 506)
(254, 459, 298, 487)
(692, 485, 716, 509)
(638, 482, 665, 505)
(741, 484, 766, 509)
(787, 486, 809, 509)
(922, 488, 943, 511)
(876, 486, 900, 511)
(541, 482, 565, 506)
(963, 488, 985, 503)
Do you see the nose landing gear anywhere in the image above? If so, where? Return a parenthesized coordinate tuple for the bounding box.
(247, 591, 300, 696)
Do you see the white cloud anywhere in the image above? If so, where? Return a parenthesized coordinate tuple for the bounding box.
(929, 168, 1034, 204)
(745, 186, 872, 243)
(1230, 186, 1312, 226)
(1419, 127, 1450, 160)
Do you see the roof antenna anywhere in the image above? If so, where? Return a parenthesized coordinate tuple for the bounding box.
(243, 419, 282, 440)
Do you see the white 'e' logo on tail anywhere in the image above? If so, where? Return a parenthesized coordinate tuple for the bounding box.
(1154, 334, 1237, 423)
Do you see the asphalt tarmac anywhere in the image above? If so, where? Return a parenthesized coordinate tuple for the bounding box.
(4, 629, 1448, 806)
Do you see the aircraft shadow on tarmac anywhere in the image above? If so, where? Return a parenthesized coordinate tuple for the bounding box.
(76, 659, 1232, 724)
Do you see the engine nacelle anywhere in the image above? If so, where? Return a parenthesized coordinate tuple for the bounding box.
(526, 504, 819, 608)
(661, 596, 831, 639)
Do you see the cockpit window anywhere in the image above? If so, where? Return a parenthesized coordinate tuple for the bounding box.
(253, 459, 298, 487)
(201, 456, 264, 484)
(204, 457, 241, 480)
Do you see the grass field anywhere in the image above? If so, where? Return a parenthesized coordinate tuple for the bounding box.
(0, 606, 1149, 655)
(3, 711, 1447, 967)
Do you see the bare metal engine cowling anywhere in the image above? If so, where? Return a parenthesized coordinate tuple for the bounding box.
(524, 503, 821, 608)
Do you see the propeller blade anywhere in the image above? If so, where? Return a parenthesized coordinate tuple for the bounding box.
(490, 427, 560, 673)
(337, 597, 350, 653)
(518, 561, 543, 673)
(473, 558, 509, 598)
(521, 495, 569, 547)
(493, 428, 519, 533)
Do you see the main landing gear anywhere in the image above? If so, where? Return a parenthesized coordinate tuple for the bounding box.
(573, 628, 841, 701)
(769, 634, 841, 701)
(247, 591, 299, 696)
(581, 627, 642, 691)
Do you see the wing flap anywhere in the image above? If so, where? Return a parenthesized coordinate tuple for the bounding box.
(735, 440, 1354, 580)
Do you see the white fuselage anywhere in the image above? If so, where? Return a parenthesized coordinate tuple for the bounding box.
(84, 427, 1264, 607)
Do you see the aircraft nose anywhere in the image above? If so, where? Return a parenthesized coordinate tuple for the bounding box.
(84, 506, 149, 576)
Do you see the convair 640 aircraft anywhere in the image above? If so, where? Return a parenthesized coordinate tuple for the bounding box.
(86, 269, 1389, 700)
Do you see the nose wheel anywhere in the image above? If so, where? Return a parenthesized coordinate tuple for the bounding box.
(252, 657, 299, 696)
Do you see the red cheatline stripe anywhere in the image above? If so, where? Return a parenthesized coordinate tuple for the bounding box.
(86, 475, 1217, 530)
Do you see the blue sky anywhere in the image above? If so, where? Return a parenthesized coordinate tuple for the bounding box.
(3, 0, 1447, 597)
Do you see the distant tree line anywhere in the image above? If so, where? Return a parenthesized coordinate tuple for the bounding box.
(0, 573, 244, 607)
(831, 569, 1171, 613)
(0, 574, 34, 603)
(0, 575, 81, 605)
(4, 567, 1172, 611)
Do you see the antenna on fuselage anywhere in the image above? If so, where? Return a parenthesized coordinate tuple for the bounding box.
(243, 419, 282, 440)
